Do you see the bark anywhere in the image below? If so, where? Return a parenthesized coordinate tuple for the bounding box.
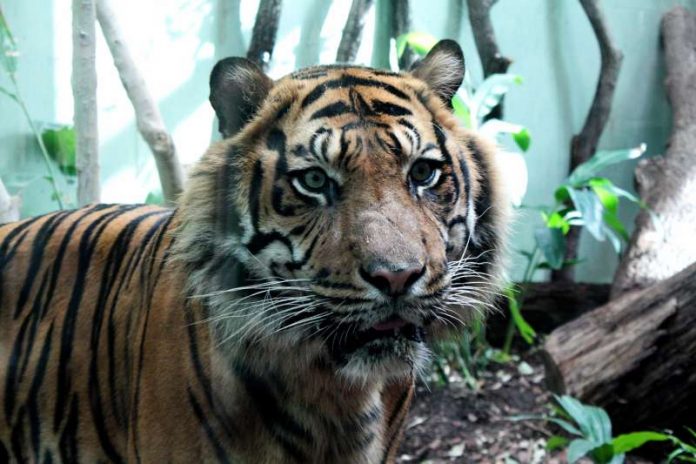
(543, 261, 696, 431)
(336, 0, 374, 63)
(487, 282, 610, 344)
(246, 0, 282, 72)
(72, 0, 100, 205)
(96, 0, 185, 205)
(611, 6, 696, 297)
(552, 0, 623, 282)
(392, 0, 414, 70)
(0, 178, 20, 224)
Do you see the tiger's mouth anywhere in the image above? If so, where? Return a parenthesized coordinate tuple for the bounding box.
(331, 315, 426, 357)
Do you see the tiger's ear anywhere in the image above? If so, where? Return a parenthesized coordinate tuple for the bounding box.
(209, 57, 274, 138)
(409, 40, 465, 105)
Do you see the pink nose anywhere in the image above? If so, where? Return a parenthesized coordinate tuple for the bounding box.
(360, 266, 425, 296)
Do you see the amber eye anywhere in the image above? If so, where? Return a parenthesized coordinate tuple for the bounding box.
(299, 168, 328, 192)
(409, 160, 439, 187)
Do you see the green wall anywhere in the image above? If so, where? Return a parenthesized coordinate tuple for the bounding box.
(1, 0, 694, 282)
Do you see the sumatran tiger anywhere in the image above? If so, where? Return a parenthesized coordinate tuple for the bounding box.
(0, 40, 508, 463)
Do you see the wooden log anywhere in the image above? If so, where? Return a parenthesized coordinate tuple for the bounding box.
(543, 261, 696, 431)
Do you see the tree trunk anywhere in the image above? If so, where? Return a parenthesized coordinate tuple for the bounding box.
(72, 0, 100, 205)
(543, 261, 696, 431)
(246, 0, 282, 72)
(0, 178, 20, 224)
(552, 0, 623, 282)
(611, 6, 696, 297)
(96, 0, 185, 205)
(336, 0, 374, 63)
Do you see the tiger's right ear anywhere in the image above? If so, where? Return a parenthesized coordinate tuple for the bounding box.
(209, 57, 274, 139)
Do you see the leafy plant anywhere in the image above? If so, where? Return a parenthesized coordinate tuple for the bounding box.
(514, 395, 696, 463)
(0, 6, 64, 208)
(42, 126, 77, 176)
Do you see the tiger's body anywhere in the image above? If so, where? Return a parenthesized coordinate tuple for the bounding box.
(0, 40, 508, 463)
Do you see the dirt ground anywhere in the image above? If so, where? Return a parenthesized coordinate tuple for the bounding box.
(396, 352, 656, 464)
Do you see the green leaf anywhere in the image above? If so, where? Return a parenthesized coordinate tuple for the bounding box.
(568, 144, 646, 186)
(472, 74, 523, 122)
(611, 432, 671, 454)
(535, 226, 566, 270)
(567, 187, 605, 241)
(589, 178, 619, 215)
(395, 32, 437, 58)
(567, 439, 598, 463)
(546, 211, 570, 234)
(603, 210, 630, 242)
(513, 127, 531, 152)
(546, 435, 569, 451)
(451, 94, 471, 128)
(504, 286, 536, 344)
(41, 126, 76, 176)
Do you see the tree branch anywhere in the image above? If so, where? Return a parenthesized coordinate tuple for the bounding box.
(246, 0, 282, 72)
(392, 0, 414, 70)
(72, 0, 100, 205)
(552, 0, 623, 282)
(336, 0, 374, 63)
(611, 6, 696, 296)
(466, 0, 511, 119)
(96, 0, 185, 205)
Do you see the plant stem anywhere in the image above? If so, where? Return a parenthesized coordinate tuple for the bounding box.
(502, 245, 540, 354)
(10, 74, 64, 210)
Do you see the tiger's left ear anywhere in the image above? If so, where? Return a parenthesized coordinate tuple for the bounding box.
(409, 40, 465, 105)
(209, 57, 274, 139)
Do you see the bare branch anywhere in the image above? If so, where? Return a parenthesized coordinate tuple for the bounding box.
(72, 0, 100, 205)
(552, 0, 623, 282)
(392, 0, 414, 69)
(466, 0, 511, 77)
(0, 177, 20, 223)
(336, 0, 374, 63)
(246, 0, 282, 72)
(96, 0, 185, 205)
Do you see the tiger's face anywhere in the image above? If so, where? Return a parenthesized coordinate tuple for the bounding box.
(180, 41, 507, 382)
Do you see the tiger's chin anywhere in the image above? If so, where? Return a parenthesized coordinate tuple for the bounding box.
(332, 321, 430, 384)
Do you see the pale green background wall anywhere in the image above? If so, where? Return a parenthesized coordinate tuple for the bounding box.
(1, 0, 694, 281)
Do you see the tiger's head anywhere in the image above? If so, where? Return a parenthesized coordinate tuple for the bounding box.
(176, 40, 509, 382)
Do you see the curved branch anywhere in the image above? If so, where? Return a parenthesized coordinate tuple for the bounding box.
(246, 0, 282, 72)
(96, 0, 185, 205)
(552, 0, 623, 283)
(392, 0, 413, 69)
(336, 0, 374, 63)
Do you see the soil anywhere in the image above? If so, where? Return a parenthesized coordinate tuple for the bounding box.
(396, 351, 655, 464)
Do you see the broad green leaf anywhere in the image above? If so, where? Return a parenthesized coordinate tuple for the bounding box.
(568, 144, 646, 186)
(513, 127, 531, 152)
(395, 32, 437, 58)
(451, 95, 471, 128)
(42, 126, 76, 176)
(555, 396, 598, 441)
(545, 211, 570, 234)
(555, 184, 571, 203)
(504, 286, 536, 344)
(611, 432, 671, 454)
(546, 435, 569, 451)
(535, 226, 566, 270)
(472, 73, 523, 121)
(567, 439, 598, 463)
(603, 210, 630, 242)
(589, 178, 619, 215)
(567, 187, 605, 240)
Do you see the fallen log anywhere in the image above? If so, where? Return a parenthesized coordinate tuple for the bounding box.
(542, 261, 696, 431)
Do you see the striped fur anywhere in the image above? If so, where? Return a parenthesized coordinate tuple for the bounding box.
(0, 41, 508, 463)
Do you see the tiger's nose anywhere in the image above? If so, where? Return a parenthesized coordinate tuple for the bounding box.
(360, 265, 425, 297)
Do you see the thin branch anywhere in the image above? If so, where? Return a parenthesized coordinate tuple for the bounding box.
(246, 0, 282, 72)
(96, 0, 185, 205)
(466, 0, 511, 118)
(72, 0, 100, 205)
(552, 0, 623, 282)
(392, 0, 413, 69)
(336, 0, 374, 63)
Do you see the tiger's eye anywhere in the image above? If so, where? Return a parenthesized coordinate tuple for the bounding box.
(410, 160, 434, 184)
(302, 168, 327, 191)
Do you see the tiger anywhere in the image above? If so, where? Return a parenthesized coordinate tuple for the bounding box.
(0, 39, 508, 463)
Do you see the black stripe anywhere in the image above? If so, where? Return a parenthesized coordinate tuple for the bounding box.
(249, 160, 264, 230)
(246, 231, 294, 255)
(188, 389, 231, 464)
(310, 101, 353, 120)
(27, 323, 54, 462)
(433, 123, 460, 208)
(301, 75, 410, 109)
(371, 99, 412, 117)
(58, 395, 79, 463)
(10, 406, 26, 463)
(397, 118, 421, 151)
